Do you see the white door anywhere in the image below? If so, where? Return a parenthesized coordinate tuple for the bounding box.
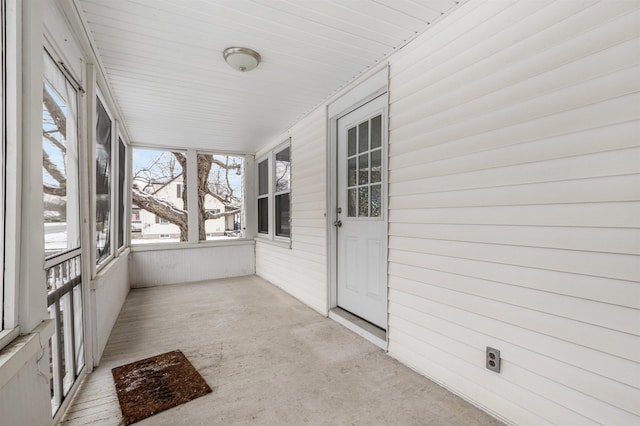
(336, 95, 387, 329)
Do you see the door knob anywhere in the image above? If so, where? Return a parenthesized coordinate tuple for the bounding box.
(334, 220, 342, 228)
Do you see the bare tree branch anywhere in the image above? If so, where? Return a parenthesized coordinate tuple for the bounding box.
(43, 150, 67, 186)
(43, 86, 66, 138)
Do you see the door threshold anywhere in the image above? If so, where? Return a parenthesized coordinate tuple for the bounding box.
(329, 308, 387, 350)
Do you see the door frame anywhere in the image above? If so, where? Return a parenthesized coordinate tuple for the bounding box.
(327, 66, 389, 346)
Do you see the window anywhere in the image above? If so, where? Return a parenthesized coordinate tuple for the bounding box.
(117, 137, 126, 249)
(131, 148, 187, 244)
(95, 96, 112, 264)
(43, 51, 85, 416)
(197, 153, 244, 240)
(257, 158, 269, 234)
(274, 146, 290, 237)
(43, 54, 81, 258)
(1, 0, 5, 332)
(257, 140, 291, 240)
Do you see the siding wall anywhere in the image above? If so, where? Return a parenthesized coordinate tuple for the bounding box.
(130, 242, 255, 288)
(255, 107, 328, 314)
(91, 253, 129, 365)
(386, 1, 640, 425)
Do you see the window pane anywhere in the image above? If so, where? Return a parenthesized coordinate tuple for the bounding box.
(371, 115, 382, 149)
(358, 121, 369, 153)
(275, 193, 290, 237)
(275, 147, 290, 193)
(371, 184, 382, 217)
(117, 138, 126, 248)
(131, 149, 187, 244)
(43, 56, 80, 259)
(347, 127, 357, 156)
(258, 197, 268, 234)
(371, 149, 382, 183)
(95, 98, 112, 263)
(358, 154, 368, 185)
(348, 189, 357, 217)
(348, 158, 357, 187)
(198, 153, 244, 240)
(258, 159, 268, 196)
(358, 187, 369, 217)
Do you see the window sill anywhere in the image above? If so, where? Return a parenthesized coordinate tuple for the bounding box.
(0, 328, 20, 353)
(0, 320, 54, 390)
(130, 238, 255, 253)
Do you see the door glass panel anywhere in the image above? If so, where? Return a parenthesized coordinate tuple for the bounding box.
(371, 115, 382, 149)
(358, 187, 369, 217)
(348, 127, 357, 156)
(358, 122, 369, 153)
(371, 184, 381, 217)
(344, 114, 384, 220)
(358, 154, 368, 185)
(348, 158, 357, 186)
(348, 189, 357, 217)
(371, 149, 381, 183)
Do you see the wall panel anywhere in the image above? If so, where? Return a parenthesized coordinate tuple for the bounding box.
(387, 1, 640, 424)
(255, 107, 328, 315)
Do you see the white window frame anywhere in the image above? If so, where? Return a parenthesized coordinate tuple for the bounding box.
(0, 0, 19, 349)
(196, 151, 246, 242)
(256, 139, 291, 245)
(93, 90, 116, 271)
(115, 132, 129, 254)
(256, 157, 269, 236)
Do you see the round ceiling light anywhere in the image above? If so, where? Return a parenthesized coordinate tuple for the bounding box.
(223, 47, 261, 72)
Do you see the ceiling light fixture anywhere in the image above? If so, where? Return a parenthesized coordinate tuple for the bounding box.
(223, 47, 261, 72)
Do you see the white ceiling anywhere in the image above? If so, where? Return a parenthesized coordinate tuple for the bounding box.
(78, 0, 461, 153)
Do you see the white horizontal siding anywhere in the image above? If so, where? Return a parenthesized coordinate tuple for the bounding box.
(387, 1, 640, 425)
(256, 108, 328, 315)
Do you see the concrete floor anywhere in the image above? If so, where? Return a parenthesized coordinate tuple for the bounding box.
(60, 275, 503, 426)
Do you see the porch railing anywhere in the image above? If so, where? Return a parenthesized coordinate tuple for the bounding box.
(46, 250, 84, 415)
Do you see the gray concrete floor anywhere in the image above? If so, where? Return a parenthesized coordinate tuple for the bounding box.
(60, 275, 503, 426)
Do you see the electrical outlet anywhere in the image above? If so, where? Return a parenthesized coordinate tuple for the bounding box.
(486, 347, 501, 373)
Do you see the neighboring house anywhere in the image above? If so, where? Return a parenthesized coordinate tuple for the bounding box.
(131, 176, 235, 241)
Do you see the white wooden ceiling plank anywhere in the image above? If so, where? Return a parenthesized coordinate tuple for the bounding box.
(373, 0, 446, 22)
(240, 0, 408, 47)
(152, 0, 393, 55)
(87, 20, 379, 67)
(277, 0, 417, 42)
(85, 3, 384, 64)
(331, 0, 431, 28)
(78, 0, 462, 152)
(97, 45, 365, 81)
(104, 68, 331, 106)
(101, 65, 354, 103)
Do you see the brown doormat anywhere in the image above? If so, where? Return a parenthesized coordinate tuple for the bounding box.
(111, 350, 212, 425)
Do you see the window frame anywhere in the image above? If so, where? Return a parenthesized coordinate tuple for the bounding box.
(0, 0, 19, 349)
(196, 151, 245, 242)
(116, 134, 128, 253)
(94, 90, 115, 269)
(257, 157, 269, 235)
(256, 139, 291, 244)
(1, 0, 6, 336)
(130, 146, 189, 245)
(273, 145, 291, 238)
